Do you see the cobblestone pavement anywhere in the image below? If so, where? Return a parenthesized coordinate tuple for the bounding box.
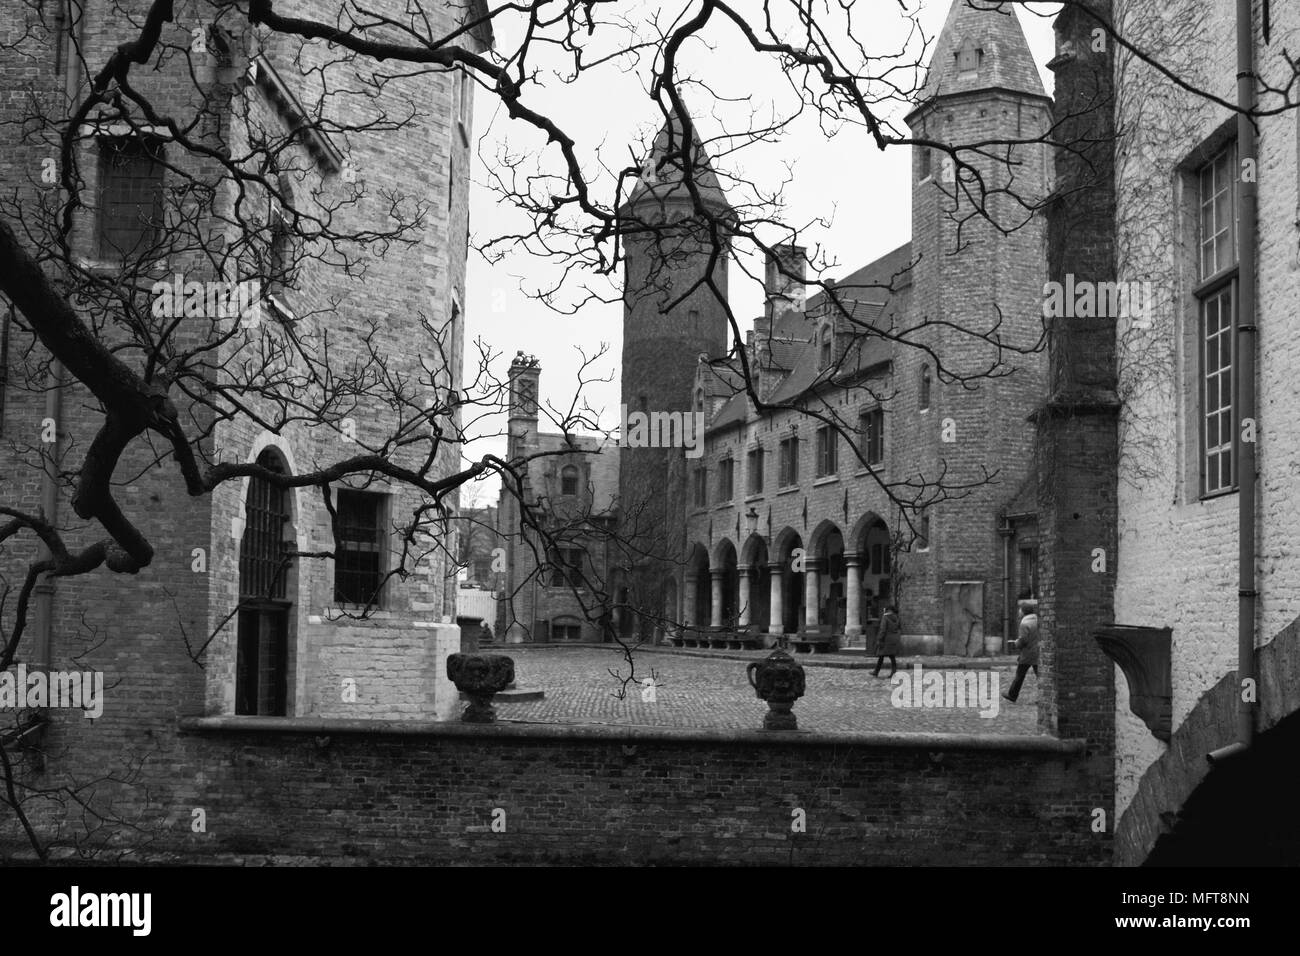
(490, 646, 1042, 735)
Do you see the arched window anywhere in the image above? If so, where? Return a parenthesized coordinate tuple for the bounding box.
(919, 365, 932, 410)
(561, 464, 579, 496)
(695, 388, 705, 414)
(237, 449, 292, 716)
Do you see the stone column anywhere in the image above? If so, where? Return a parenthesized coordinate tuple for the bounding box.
(844, 553, 863, 642)
(738, 565, 752, 628)
(767, 561, 784, 635)
(711, 569, 724, 628)
(683, 574, 697, 627)
(804, 558, 821, 629)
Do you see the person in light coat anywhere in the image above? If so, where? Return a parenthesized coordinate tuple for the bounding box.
(1003, 601, 1039, 702)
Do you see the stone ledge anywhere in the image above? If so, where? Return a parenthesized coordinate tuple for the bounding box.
(177, 715, 1086, 753)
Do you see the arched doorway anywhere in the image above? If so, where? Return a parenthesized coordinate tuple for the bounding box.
(850, 514, 891, 631)
(713, 539, 739, 630)
(810, 520, 845, 632)
(685, 544, 710, 645)
(236, 448, 293, 716)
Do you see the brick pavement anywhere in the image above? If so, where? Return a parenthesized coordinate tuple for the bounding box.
(489, 646, 1041, 734)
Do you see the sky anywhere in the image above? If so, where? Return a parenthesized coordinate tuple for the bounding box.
(457, 1, 1058, 509)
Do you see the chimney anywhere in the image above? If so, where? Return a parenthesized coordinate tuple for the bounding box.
(764, 243, 807, 323)
(506, 351, 541, 454)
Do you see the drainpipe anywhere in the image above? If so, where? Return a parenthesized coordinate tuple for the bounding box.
(31, 3, 84, 684)
(1209, 0, 1258, 765)
(999, 517, 1013, 654)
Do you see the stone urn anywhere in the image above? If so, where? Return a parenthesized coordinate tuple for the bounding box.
(446, 653, 515, 723)
(746, 648, 806, 730)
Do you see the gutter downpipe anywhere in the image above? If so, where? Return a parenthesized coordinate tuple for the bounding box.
(32, 3, 83, 692)
(1209, 0, 1258, 766)
(999, 516, 1013, 654)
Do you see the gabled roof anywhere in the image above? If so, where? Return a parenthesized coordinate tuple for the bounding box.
(912, 0, 1047, 111)
(622, 105, 732, 216)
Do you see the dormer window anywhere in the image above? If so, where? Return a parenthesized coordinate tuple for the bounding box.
(819, 326, 833, 370)
(956, 40, 982, 78)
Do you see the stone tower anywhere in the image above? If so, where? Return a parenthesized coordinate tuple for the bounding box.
(903, 0, 1052, 647)
(616, 108, 733, 635)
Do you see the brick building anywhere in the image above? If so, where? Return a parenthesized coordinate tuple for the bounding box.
(495, 353, 621, 642)
(618, 0, 1052, 655)
(0, 0, 488, 850)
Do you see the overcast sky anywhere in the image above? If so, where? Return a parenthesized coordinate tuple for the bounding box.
(458, 1, 1058, 508)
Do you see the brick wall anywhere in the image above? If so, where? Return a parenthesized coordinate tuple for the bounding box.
(1031, 0, 1118, 844)
(3, 716, 1104, 865)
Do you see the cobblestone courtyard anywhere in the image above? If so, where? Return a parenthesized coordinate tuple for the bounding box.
(489, 646, 1042, 735)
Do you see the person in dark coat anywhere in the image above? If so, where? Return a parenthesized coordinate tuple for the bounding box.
(1003, 601, 1039, 702)
(872, 604, 901, 678)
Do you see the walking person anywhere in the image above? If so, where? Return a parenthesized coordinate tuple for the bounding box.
(1003, 600, 1039, 702)
(872, 604, 901, 678)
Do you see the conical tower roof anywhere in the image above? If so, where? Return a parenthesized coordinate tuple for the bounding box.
(622, 105, 731, 216)
(912, 0, 1047, 111)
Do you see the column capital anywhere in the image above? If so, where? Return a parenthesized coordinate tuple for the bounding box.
(844, 551, 862, 566)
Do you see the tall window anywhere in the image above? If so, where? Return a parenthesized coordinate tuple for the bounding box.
(548, 547, 584, 588)
(778, 435, 799, 486)
(919, 365, 932, 410)
(746, 446, 764, 495)
(918, 514, 931, 551)
(819, 326, 833, 370)
(96, 135, 165, 260)
(1197, 142, 1238, 496)
(918, 146, 932, 181)
(333, 489, 386, 606)
(869, 540, 890, 575)
(815, 425, 837, 477)
(266, 173, 296, 297)
(861, 407, 884, 466)
(237, 450, 292, 716)
(693, 467, 708, 507)
(717, 457, 734, 501)
(560, 465, 580, 496)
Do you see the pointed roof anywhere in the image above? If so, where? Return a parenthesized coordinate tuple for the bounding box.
(622, 106, 731, 215)
(912, 0, 1047, 111)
